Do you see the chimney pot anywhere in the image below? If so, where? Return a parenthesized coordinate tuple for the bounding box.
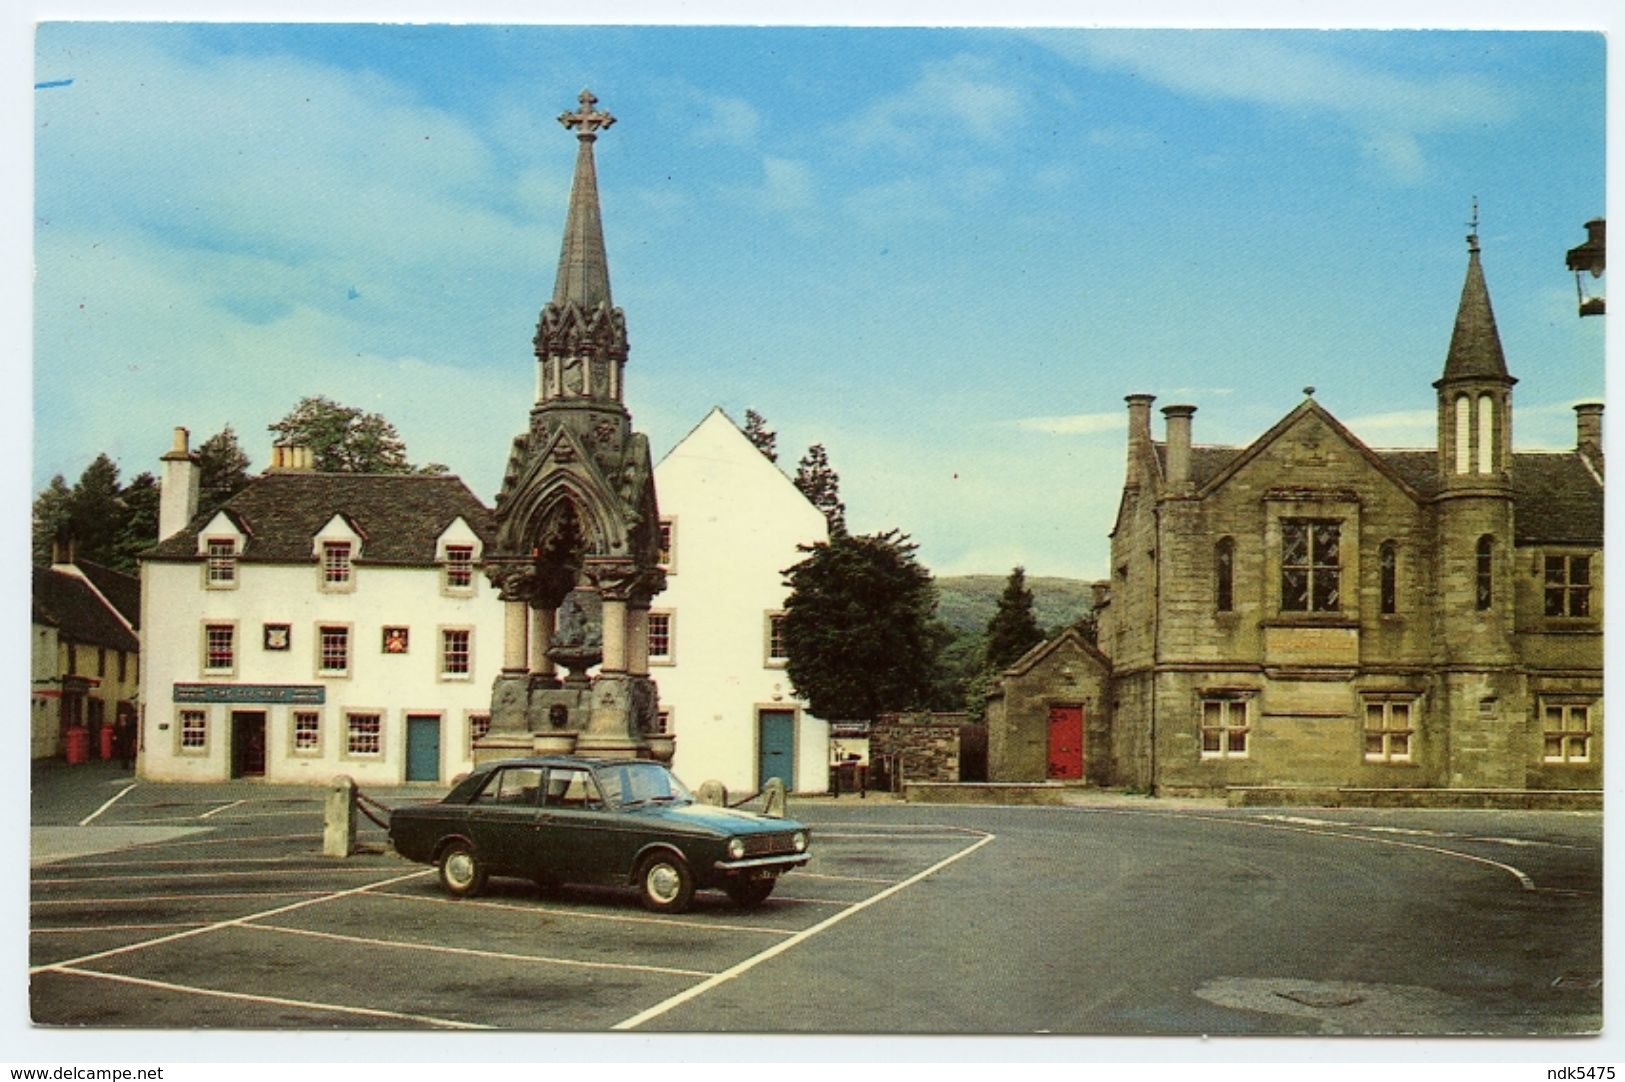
(1162, 404, 1197, 487)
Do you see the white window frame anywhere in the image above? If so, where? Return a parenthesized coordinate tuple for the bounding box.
(1541, 700, 1595, 764)
(657, 517, 676, 573)
(292, 710, 322, 756)
(202, 622, 237, 676)
(467, 711, 492, 754)
(321, 541, 355, 592)
(655, 706, 673, 735)
(1362, 697, 1418, 763)
(177, 708, 209, 755)
(765, 611, 789, 668)
(317, 624, 352, 678)
(1199, 696, 1251, 760)
(443, 544, 476, 595)
(205, 538, 238, 588)
(344, 710, 384, 759)
(439, 627, 474, 681)
(648, 610, 675, 665)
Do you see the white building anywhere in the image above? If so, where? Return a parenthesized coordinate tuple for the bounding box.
(139, 430, 502, 785)
(652, 408, 831, 794)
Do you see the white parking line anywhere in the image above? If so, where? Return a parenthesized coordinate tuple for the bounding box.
(28, 868, 432, 974)
(244, 922, 715, 978)
(795, 871, 901, 885)
(200, 800, 246, 819)
(51, 855, 353, 869)
(612, 830, 996, 1031)
(117, 833, 320, 851)
(810, 832, 971, 840)
(78, 783, 138, 827)
(371, 887, 798, 936)
(32, 890, 334, 907)
(34, 867, 398, 886)
(33, 922, 210, 934)
(49, 965, 489, 1030)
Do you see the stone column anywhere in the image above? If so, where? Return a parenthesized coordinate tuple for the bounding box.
(627, 603, 650, 677)
(531, 606, 556, 679)
(601, 597, 627, 673)
(504, 599, 530, 674)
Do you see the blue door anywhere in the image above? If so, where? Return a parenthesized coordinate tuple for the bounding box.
(757, 710, 795, 790)
(406, 714, 441, 782)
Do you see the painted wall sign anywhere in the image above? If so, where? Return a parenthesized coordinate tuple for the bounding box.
(173, 683, 325, 705)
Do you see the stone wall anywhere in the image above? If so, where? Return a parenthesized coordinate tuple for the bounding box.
(871, 712, 968, 784)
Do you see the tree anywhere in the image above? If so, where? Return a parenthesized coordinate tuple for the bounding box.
(31, 455, 159, 573)
(32, 475, 73, 565)
(984, 566, 1047, 672)
(794, 443, 846, 536)
(267, 395, 445, 475)
(742, 409, 777, 463)
(109, 472, 161, 572)
(780, 530, 939, 721)
(196, 426, 252, 518)
(65, 454, 125, 567)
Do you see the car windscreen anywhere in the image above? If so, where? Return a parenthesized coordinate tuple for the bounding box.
(595, 762, 693, 807)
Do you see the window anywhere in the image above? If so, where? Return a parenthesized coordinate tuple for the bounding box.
(1379, 541, 1397, 615)
(544, 767, 602, 809)
(766, 612, 788, 665)
(118, 651, 128, 683)
(657, 518, 675, 570)
(654, 707, 672, 735)
(1281, 519, 1340, 612)
(67, 644, 77, 675)
(648, 611, 673, 664)
(204, 624, 235, 673)
(346, 712, 382, 756)
(1543, 703, 1593, 764)
(293, 711, 321, 754)
(1363, 700, 1415, 762)
(441, 628, 472, 677)
(1544, 555, 1592, 618)
(468, 712, 492, 753)
(318, 625, 350, 675)
(1477, 393, 1496, 474)
(1215, 537, 1234, 613)
(444, 545, 475, 592)
(1454, 394, 1471, 474)
(179, 709, 208, 752)
(475, 766, 542, 806)
(1200, 698, 1249, 759)
(322, 542, 353, 588)
(206, 539, 237, 586)
(97, 648, 106, 678)
(1476, 535, 1494, 611)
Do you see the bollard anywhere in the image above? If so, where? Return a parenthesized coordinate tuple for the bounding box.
(696, 779, 728, 807)
(324, 775, 357, 857)
(762, 777, 787, 819)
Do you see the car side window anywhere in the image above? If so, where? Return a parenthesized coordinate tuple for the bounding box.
(544, 768, 602, 809)
(474, 766, 542, 806)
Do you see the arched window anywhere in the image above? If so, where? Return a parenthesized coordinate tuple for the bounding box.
(1454, 395, 1472, 474)
(1379, 541, 1397, 614)
(1476, 535, 1494, 610)
(1477, 394, 1495, 474)
(1215, 537, 1234, 612)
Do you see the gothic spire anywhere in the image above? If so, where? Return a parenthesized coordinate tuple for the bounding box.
(1439, 201, 1511, 385)
(551, 89, 616, 310)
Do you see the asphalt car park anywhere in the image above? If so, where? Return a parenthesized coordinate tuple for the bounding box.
(29, 770, 991, 1030)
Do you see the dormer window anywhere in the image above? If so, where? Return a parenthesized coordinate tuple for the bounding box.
(206, 539, 238, 587)
(322, 541, 353, 589)
(444, 545, 475, 593)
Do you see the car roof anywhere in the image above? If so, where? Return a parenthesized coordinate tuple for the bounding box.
(479, 755, 663, 770)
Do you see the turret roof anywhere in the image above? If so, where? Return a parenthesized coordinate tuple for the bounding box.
(1439, 236, 1512, 385)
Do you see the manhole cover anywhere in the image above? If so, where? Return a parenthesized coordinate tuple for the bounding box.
(1276, 989, 1365, 1008)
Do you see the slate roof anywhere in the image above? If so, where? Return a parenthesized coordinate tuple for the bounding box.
(144, 473, 497, 565)
(78, 560, 141, 630)
(1154, 442, 1602, 546)
(32, 565, 140, 653)
(1440, 246, 1512, 383)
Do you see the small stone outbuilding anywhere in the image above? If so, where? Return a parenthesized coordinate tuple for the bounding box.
(985, 629, 1112, 784)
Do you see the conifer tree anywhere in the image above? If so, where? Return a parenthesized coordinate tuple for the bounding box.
(984, 566, 1046, 672)
(743, 409, 778, 463)
(794, 443, 847, 536)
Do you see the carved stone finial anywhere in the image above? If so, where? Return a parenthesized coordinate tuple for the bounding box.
(1303, 386, 1316, 398)
(559, 88, 616, 139)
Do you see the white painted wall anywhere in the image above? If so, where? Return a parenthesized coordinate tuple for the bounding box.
(140, 556, 502, 786)
(653, 409, 830, 794)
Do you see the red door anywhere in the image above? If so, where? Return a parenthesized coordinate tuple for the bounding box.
(1047, 705, 1084, 780)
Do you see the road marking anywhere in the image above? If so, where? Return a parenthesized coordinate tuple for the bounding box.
(1079, 808, 1538, 891)
(200, 799, 246, 819)
(116, 833, 320, 851)
(243, 922, 715, 978)
(370, 887, 798, 936)
(78, 783, 138, 827)
(611, 830, 995, 1031)
(48, 855, 359, 869)
(810, 831, 969, 840)
(766, 895, 852, 906)
(33, 922, 210, 934)
(28, 868, 432, 974)
(31, 890, 334, 906)
(33, 867, 398, 886)
(49, 965, 489, 1029)
(123, 810, 320, 824)
(794, 871, 901, 884)
(1260, 816, 1594, 851)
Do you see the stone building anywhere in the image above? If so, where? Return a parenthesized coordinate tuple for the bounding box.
(985, 628, 1111, 784)
(1092, 231, 1603, 796)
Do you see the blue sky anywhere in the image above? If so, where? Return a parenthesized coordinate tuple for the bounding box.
(31, 23, 1606, 578)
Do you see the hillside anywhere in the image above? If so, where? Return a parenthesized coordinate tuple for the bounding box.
(933, 574, 1093, 637)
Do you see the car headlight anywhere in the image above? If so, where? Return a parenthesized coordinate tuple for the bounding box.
(727, 837, 746, 860)
(792, 831, 807, 852)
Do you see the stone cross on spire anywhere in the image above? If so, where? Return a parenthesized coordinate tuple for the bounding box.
(559, 88, 616, 140)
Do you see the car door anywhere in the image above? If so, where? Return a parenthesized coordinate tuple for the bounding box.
(465, 765, 544, 873)
(537, 766, 621, 883)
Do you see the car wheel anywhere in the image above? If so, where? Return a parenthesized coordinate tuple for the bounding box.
(438, 841, 487, 898)
(637, 852, 695, 913)
(724, 877, 776, 908)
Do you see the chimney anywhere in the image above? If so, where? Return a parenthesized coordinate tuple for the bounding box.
(51, 532, 78, 568)
(268, 443, 315, 472)
(158, 427, 201, 541)
(1125, 393, 1156, 479)
(1162, 404, 1197, 488)
(1575, 402, 1603, 460)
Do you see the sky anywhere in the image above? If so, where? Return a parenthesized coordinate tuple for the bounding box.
(29, 21, 1607, 580)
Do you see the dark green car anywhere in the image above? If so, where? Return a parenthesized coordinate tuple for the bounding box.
(388, 755, 811, 913)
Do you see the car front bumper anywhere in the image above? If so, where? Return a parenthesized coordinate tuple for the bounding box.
(712, 853, 811, 874)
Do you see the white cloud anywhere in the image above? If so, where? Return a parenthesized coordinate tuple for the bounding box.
(1013, 412, 1126, 436)
(759, 157, 816, 212)
(846, 54, 1026, 151)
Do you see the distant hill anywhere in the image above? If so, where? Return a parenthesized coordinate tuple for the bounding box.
(933, 574, 1093, 637)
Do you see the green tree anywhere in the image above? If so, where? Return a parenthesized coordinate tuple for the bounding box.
(32, 455, 161, 573)
(984, 566, 1046, 671)
(196, 425, 253, 517)
(32, 475, 73, 565)
(742, 409, 777, 463)
(109, 472, 161, 572)
(793, 443, 846, 536)
(780, 530, 939, 721)
(65, 454, 125, 566)
(268, 395, 445, 475)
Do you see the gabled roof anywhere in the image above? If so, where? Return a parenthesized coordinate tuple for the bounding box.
(76, 560, 141, 630)
(1000, 626, 1110, 680)
(144, 473, 496, 565)
(32, 565, 140, 653)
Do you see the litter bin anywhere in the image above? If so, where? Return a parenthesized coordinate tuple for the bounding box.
(64, 725, 91, 765)
(99, 724, 115, 761)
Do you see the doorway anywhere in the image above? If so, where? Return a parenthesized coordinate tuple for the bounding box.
(231, 711, 267, 778)
(406, 714, 442, 782)
(757, 709, 795, 791)
(1047, 704, 1084, 781)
